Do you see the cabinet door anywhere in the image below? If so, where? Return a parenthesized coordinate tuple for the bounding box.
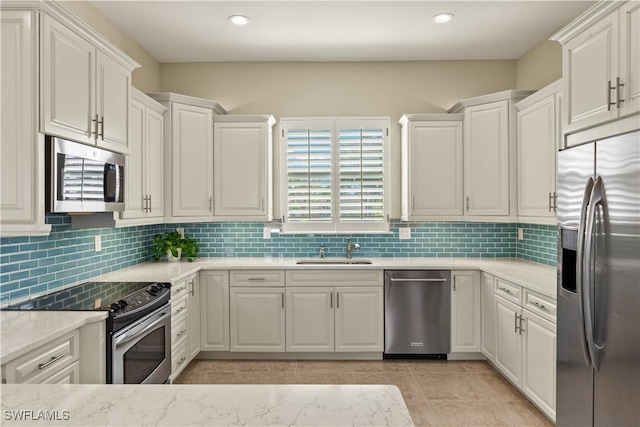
(408, 121, 463, 217)
(451, 271, 481, 352)
(230, 287, 285, 352)
(285, 287, 334, 352)
(214, 122, 268, 218)
(464, 101, 510, 216)
(200, 271, 229, 351)
(95, 50, 130, 153)
(494, 295, 522, 387)
(121, 97, 145, 219)
(522, 309, 556, 421)
(145, 108, 164, 218)
(480, 273, 496, 361)
(1, 10, 41, 231)
(187, 274, 201, 361)
(171, 103, 213, 218)
(335, 287, 383, 352)
(563, 12, 619, 134)
(41, 15, 95, 145)
(619, 1, 640, 118)
(517, 95, 557, 217)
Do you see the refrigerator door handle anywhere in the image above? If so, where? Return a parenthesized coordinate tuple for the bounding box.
(584, 176, 608, 371)
(577, 177, 595, 367)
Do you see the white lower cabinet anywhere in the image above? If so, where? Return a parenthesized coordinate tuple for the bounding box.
(450, 270, 481, 353)
(480, 273, 496, 361)
(230, 287, 286, 352)
(200, 271, 230, 351)
(490, 278, 557, 421)
(521, 309, 557, 420)
(334, 287, 384, 352)
(286, 287, 334, 352)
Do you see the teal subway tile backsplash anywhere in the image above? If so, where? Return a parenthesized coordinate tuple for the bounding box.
(0, 218, 557, 302)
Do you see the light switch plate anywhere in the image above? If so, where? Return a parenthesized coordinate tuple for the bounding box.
(518, 228, 524, 241)
(94, 235, 102, 252)
(263, 227, 271, 239)
(176, 227, 185, 238)
(399, 227, 411, 240)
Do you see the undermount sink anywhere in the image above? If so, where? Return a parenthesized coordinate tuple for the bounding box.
(295, 258, 373, 265)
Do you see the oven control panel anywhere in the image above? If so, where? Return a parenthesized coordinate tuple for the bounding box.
(110, 282, 170, 315)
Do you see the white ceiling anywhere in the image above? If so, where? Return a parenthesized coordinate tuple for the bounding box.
(90, 1, 596, 63)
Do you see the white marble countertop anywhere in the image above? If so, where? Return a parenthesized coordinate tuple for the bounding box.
(0, 383, 413, 426)
(94, 257, 557, 299)
(0, 311, 107, 365)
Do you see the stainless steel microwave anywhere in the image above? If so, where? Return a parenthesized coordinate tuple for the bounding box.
(46, 136, 125, 213)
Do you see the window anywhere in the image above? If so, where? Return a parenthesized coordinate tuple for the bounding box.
(281, 117, 390, 233)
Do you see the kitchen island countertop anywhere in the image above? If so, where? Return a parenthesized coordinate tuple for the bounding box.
(0, 383, 413, 426)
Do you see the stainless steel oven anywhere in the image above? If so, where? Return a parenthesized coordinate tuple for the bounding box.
(112, 304, 171, 384)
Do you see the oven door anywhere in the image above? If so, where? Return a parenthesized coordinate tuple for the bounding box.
(112, 305, 171, 384)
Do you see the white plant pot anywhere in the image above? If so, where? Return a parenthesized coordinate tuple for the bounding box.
(166, 248, 182, 262)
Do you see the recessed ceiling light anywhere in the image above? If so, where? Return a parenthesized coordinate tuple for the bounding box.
(432, 13, 454, 24)
(228, 15, 250, 26)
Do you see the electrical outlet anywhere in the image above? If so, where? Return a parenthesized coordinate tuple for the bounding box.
(263, 227, 271, 239)
(176, 227, 185, 238)
(94, 235, 102, 252)
(399, 227, 411, 240)
(518, 228, 524, 241)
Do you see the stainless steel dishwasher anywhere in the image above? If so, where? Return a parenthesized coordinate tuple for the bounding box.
(384, 270, 450, 358)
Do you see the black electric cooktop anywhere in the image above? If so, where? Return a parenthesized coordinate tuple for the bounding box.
(4, 281, 159, 312)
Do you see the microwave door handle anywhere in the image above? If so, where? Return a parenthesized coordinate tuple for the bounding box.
(584, 176, 607, 371)
(576, 177, 594, 367)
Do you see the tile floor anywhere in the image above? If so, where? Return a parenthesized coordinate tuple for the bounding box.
(174, 359, 554, 426)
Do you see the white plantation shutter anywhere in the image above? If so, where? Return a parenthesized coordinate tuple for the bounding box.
(281, 117, 390, 233)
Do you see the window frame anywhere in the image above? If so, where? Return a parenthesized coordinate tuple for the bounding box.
(280, 116, 391, 234)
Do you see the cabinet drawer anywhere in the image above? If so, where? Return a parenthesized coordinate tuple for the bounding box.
(494, 278, 522, 305)
(171, 295, 188, 320)
(523, 290, 557, 323)
(172, 277, 189, 299)
(286, 270, 383, 287)
(230, 270, 285, 287)
(171, 341, 188, 377)
(40, 360, 80, 384)
(171, 315, 188, 349)
(3, 330, 79, 384)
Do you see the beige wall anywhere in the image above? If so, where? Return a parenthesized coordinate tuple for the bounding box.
(516, 38, 562, 90)
(161, 61, 517, 217)
(58, 1, 160, 92)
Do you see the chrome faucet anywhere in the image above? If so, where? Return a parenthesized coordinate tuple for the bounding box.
(319, 244, 325, 259)
(345, 238, 360, 259)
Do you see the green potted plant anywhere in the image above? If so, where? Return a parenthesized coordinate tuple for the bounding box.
(151, 231, 199, 262)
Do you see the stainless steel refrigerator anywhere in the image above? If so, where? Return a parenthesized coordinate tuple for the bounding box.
(557, 130, 640, 426)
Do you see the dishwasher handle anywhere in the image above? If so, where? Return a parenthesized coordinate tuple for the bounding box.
(389, 278, 447, 283)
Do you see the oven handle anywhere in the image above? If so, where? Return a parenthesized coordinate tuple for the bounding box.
(114, 308, 170, 347)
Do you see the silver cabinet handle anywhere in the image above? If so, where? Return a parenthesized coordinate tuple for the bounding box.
(453, 276, 456, 291)
(390, 278, 447, 283)
(100, 116, 105, 140)
(466, 196, 470, 212)
(189, 279, 195, 296)
(38, 354, 65, 370)
(616, 76, 625, 108)
(498, 286, 512, 294)
(336, 292, 340, 309)
(247, 277, 266, 281)
(531, 301, 546, 310)
(549, 192, 553, 212)
(281, 292, 285, 309)
(148, 195, 152, 213)
(514, 313, 519, 333)
(411, 196, 415, 213)
(176, 286, 186, 293)
(176, 330, 186, 338)
(330, 291, 333, 309)
(175, 306, 186, 314)
(91, 114, 99, 137)
(209, 197, 213, 212)
(519, 316, 525, 335)
(177, 356, 186, 366)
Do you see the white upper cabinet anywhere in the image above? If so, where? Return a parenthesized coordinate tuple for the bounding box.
(449, 90, 534, 220)
(515, 80, 562, 223)
(0, 10, 50, 237)
(119, 89, 166, 224)
(213, 116, 275, 220)
(399, 115, 463, 220)
(148, 93, 226, 222)
(552, 1, 639, 137)
(41, 13, 137, 154)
